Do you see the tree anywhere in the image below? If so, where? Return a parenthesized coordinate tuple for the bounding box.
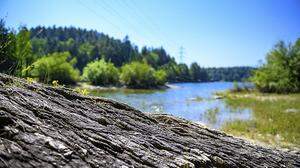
(120, 62, 156, 88)
(15, 26, 34, 76)
(205, 67, 253, 82)
(189, 62, 201, 82)
(152, 47, 172, 66)
(31, 38, 48, 57)
(177, 63, 190, 82)
(161, 61, 179, 82)
(29, 52, 79, 85)
(76, 42, 95, 71)
(143, 52, 159, 68)
(0, 22, 35, 76)
(251, 40, 300, 93)
(199, 68, 209, 82)
(141, 47, 172, 68)
(121, 35, 138, 62)
(0, 19, 16, 74)
(82, 59, 119, 86)
(141, 46, 150, 56)
(154, 69, 167, 85)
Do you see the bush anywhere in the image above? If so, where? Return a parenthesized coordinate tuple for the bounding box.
(29, 52, 80, 85)
(250, 40, 300, 93)
(82, 59, 119, 86)
(120, 62, 157, 88)
(154, 69, 167, 85)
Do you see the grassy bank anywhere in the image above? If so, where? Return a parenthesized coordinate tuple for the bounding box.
(219, 90, 300, 149)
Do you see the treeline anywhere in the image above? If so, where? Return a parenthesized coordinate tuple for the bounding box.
(0, 19, 253, 88)
(206, 67, 254, 82)
(251, 39, 300, 93)
(29, 26, 176, 71)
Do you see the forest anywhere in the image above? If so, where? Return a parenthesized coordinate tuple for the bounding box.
(0, 19, 253, 88)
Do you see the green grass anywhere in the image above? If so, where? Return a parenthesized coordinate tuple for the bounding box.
(204, 107, 220, 125)
(221, 90, 300, 149)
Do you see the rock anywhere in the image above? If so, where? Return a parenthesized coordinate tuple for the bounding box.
(0, 73, 299, 168)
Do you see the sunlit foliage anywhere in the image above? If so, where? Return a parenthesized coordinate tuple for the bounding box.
(29, 52, 80, 85)
(82, 59, 119, 86)
(251, 39, 300, 93)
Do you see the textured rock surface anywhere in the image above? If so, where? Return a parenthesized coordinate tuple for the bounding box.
(0, 73, 299, 168)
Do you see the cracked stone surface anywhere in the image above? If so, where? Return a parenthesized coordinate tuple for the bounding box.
(0, 73, 299, 168)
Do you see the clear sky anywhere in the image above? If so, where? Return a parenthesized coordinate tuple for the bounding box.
(1, 0, 300, 67)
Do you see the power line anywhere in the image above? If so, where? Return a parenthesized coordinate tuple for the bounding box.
(129, 0, 179, 48)
(127, 0, 184, 62)
(77, 0, 181, 60)
(76, 0, 123, 33)
(115, 0, 164, 45)
(125, 0, 182, 61)
(92, 0, 147, 43)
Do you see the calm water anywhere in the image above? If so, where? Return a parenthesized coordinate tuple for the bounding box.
(90, 82, 252, 129)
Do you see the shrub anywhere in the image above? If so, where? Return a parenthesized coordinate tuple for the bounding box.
(29, 52, 80, 85)
(120, 62, 157, 88)
(154, 69, 167, 85)
(82, 59, 119, 86)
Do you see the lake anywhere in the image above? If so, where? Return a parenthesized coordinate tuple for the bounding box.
(90, 82, 252, 129)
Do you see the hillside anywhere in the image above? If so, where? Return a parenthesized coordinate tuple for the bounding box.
(0, 73, 299, 168)
(1, 22, 253, 85)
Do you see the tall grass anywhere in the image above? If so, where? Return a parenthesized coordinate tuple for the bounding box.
(222, 91, 300, 148)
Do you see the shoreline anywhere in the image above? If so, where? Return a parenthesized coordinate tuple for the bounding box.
(76, 81, 240, 91)
(76, 82, 178, 91)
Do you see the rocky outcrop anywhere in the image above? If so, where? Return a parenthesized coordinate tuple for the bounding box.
(0, 73, 299, 168)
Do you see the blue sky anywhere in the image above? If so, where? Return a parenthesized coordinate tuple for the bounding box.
(1, 0, 299, 67)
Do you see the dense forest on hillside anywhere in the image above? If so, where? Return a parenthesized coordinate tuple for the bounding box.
(30, 26, 253, 81)
(0, 20, 253, 87)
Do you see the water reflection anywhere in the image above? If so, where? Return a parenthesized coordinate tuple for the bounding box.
(90, 82, 252, 129)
